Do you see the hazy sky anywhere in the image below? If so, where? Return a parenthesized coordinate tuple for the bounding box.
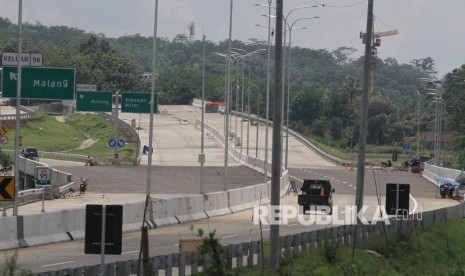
(0, 0, 464, 77)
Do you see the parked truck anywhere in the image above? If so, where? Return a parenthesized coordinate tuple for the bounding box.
(298, 179, 334, 215)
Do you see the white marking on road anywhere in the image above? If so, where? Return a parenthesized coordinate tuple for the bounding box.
(222, 234, 239, 239)
(409, 194, 418, 215)
(42, 261, 74, 268)
(289, 223, 299, 226)
(343, 181, 347, 184)
(122, 250, 139, 255)
(336, 179, 340, 182)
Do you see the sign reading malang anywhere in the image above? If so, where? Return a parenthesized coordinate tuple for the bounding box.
(1, 67, 75, 100)
(76, 91, 112, 112)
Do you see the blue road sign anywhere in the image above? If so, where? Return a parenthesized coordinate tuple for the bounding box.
(108, 139, 117, 148)
(117, 140, 125, 147)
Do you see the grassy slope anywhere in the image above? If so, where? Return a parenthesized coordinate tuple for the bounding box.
(240, 219, 465, 275)
(3, 113, 136, 160)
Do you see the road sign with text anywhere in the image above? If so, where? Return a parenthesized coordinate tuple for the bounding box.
(2, 52, 43, 67)
(2, 66, 75, 100)
(76, 91, 112, 112)
(76, 84, 97, 91)
(36, 166, 51, 186)
(121, 92, 156, 113)
(0, 176, 15, 201)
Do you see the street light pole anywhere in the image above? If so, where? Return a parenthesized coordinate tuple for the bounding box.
(264, 0, 272, 181)
(13, 0, 23, 216)
(269, 0, 283, 267)
(428, 88, 443, 165)
(200, 34, 206, 195)
(224, 0, 233, 191)
(284, 16, 318, 169)
(416, 90, 420, 156)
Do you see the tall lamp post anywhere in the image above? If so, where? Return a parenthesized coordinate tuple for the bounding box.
(283, 15, 318, 169)
(259, 4, 318, 170)
(200, 34, 206, 195)
(13, 0, 24, 216)
(428, 88, 443, 165)
(416, 90, 421, 156)
(254, 0, 273, 180)
(231, 48, 265, 155)
(224, 0, 234, 191)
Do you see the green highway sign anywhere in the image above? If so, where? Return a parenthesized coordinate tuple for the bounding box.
(36, 167, 51, 186)
(121, 92, 156, 113)
(1, 66, 75, 100)
(76, 91, 113, 112)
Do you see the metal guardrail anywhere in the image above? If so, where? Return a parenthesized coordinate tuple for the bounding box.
(0, 105, 35, 121)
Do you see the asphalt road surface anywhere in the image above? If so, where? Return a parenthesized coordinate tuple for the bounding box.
(2, 105, 456, 273)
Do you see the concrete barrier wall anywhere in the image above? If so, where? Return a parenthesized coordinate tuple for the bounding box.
(175, 195, 208, 223)
(22, 212, 72, 247)
(203, 191, 232, 217)
(0, 201, 147, 250)
(228, 186, 255, 213)
(63, 209, 86, 240)
(423, 163, 462, 185)
(122, 202, 145, 232)
(0, 216, 17, 249)
(152, 198, 181, 227)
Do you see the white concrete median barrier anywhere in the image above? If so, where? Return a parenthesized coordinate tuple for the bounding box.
(175, 195, 208, 223)
(203, 191, 232, 217)
(22, 212, 71, 247)
(153, 198, 180, 227)
(0, 216, 18, 250)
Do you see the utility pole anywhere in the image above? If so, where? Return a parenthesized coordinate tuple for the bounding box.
(269, 0, 283, 268)
(353, 0, 374, 248)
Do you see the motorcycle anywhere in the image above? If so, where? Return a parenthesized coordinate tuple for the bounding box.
(79, 178, 89, 194)
(452, 186, 465, 203)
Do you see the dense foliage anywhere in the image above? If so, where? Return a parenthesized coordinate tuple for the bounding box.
(1, 17, 465, 166)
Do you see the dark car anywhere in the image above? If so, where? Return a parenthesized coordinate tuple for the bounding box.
(404, 155, 431, 167)
(21, 147, 39, 161)
(298, 179, 334, 215)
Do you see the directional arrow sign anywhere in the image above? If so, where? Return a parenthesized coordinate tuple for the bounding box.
(117, 139, 125, 148)
(108, 139, 117, 148)
(0, 176, 15, 201)
(2, 66, 75, 100)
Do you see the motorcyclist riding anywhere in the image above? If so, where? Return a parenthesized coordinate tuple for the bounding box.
(85, 155, 95, 166)
(79, 177, 88, 194)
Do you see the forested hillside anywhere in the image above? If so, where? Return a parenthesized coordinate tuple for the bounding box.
(2, 17, 465, 167)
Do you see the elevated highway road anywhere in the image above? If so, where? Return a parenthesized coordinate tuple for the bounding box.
(2, 105, 455, 273)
